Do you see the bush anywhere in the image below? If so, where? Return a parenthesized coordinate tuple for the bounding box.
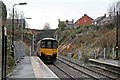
(7, 53, 15, 67)
(6, 37, 15, 74)
(81, 53, 89, 63)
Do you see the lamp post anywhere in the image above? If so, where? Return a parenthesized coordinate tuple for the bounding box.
(11, 2, 27, 58)
(115, 11, 119, 60)
(108, 6, 119, 60)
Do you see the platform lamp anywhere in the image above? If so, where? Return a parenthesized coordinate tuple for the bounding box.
(115, 11, 119, 60)
(109, 8, 119, 60)
(11, 2, 27, 58)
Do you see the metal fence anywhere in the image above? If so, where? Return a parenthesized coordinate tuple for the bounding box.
(90, 47, 116, 59)
(14, 41, 26, 62)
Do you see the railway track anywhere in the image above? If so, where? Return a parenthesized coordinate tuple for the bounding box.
(53, 63, 76, 80)
(47, 63, 74, 79)
(89, 64, 120, 79)
(58, 55, 118, 80)
(47, 61, 93, 79)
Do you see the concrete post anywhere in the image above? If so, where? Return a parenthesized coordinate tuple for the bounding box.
(112, 48, 115, 59)
(95, 52, 96, 59)
(30, 46, 31, 56)
(32, 34, 34, 54)
(104, 48, 106, 59)
(78, 50, 82, 60)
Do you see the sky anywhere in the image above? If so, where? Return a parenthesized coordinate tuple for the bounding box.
(2, 0, 117, 30)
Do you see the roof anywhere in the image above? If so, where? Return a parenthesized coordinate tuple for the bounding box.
(93, 14, 106, 22)
(41, 38, 57, 41)
(75, 14, 93, 24)
(79, 14, 94, 20)
(66, 21, 74, 25)
(100, 17, 111, 22)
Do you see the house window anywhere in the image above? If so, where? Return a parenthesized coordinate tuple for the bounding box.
(84, 20, 86, 23)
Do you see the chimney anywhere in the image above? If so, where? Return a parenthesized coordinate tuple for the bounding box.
(104, 14, 106, 17)
(109, 14, 111, 18)
(58, 19, 60, 23)
(84, 14, 87, 16)
(66, 20, 68, 23)
(72, 19, 74, 23)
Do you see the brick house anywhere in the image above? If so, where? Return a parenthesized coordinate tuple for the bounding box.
(75, 14, 93, 26)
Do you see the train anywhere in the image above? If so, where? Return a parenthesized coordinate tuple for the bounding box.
(36, 38, 58, 62)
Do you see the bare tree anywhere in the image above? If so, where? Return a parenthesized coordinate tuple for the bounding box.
(14, 9, 20, 19)
(43, 23, 51, 30)
(8, 8, 12, 19)
(8, 8, 24, 19)
(108, 1, 120, 16)
(20, 11, 24, 19)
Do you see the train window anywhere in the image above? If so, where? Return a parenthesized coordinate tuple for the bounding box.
(41, 40, 58, 48)
(47, 41, 52, 48)
(53, 41, 58, 49)
(41, 41, 46, 48)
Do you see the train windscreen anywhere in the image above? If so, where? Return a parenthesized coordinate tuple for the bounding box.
(41, 40, 58, 49)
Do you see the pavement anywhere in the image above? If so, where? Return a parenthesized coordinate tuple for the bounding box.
(6, 56, 59, 80)
(7, 56, 36, 80)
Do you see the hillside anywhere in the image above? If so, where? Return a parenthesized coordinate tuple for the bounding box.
(56, 25, 120, 63)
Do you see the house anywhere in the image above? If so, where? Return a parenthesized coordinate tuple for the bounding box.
(65, 19, 75, 29)
(75, 14, 93, 26)
(93, 14, 113, 26)
(58, 19, 75, 29)
(98, 17, 113, 26)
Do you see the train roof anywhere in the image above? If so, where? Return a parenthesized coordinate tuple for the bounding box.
(41, 38, 57, 41)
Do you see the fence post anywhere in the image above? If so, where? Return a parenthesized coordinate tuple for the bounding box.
(112, 48, 115, 59)
(95, 52, 96, 59)
(2, 26, 5, 80)
(104, 48, 106, 59)
(4, 35, 7, 80)
(30, 46, 31, 56)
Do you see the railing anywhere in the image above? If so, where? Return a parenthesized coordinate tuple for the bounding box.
(14, 41, 26, 63)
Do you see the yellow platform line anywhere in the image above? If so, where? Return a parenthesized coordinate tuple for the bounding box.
(31, 56, 43, 78)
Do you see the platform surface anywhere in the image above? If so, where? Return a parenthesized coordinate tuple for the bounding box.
(89, 58, 120, 67)
(7, 56, 35, 80)
(7, 56, 58, 80)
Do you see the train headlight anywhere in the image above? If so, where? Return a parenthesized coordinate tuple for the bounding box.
(53, 52, 57, 54)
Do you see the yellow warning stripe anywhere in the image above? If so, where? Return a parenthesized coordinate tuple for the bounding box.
(31, 56, 43, 79)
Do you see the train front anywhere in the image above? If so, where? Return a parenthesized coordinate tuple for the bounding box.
(40, 38, 58, 62)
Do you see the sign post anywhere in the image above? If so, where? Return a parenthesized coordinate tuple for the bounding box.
(0, 1, 2, 79)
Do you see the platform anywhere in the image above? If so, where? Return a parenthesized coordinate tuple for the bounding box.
(7, 56, 59, 79)
(89, 58, 120, 72)
(89, 58, 120, 67)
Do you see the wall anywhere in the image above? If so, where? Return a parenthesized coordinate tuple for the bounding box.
(76, 14, 93, 26)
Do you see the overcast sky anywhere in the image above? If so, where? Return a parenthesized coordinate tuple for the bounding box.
(2, 0, 117, 29)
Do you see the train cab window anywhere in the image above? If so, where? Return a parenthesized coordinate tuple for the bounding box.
(41, 41, 46, 48)
(47, 41, 52, 48)
(53, 41, 58, 49)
